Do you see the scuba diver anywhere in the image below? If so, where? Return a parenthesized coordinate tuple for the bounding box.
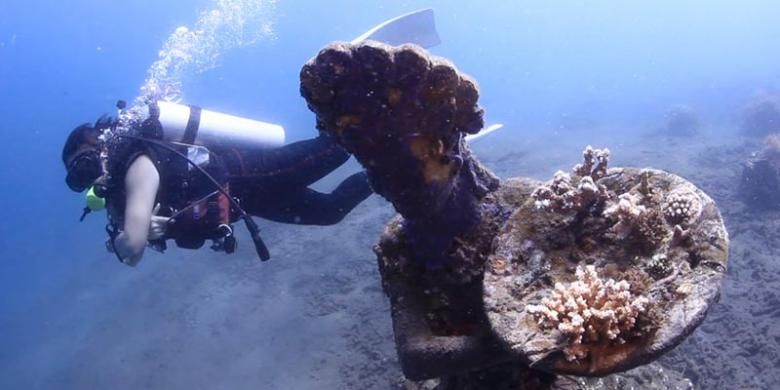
(61, 9, 443, 266)
(63, 100, 373, 265)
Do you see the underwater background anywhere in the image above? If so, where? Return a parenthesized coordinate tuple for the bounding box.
(1, 0, 779, 388)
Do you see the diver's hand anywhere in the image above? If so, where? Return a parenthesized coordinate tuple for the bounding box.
(148, 203, 169, 241)
(113, 230, 143, 266)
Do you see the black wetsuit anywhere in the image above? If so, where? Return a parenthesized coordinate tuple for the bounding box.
(218, 134, 372, 225)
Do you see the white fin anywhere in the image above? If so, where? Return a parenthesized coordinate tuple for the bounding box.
(351, 9, 441, 48)
(465, 123, 504, 143)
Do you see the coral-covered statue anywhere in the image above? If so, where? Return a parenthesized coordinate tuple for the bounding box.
(301, 42, 499, 269)
(300, 41, 729, 385)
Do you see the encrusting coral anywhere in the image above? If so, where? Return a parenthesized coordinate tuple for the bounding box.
(527, 265, 651, 362)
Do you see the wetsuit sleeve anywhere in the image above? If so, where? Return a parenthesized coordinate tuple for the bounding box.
(224, 134, 373, 225)
(243, 171, 372, 225)
(113, 155, 160, 266)
(224, 134, 351, 189)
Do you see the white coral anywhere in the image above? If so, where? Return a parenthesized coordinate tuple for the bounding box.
(577, 176, 599, 195)
(663, 189, 702, 224)
(532, 170, 578, 210)
(527, 265, 650, 361)
(573, 145, 611, 179)
(531, 150, 609, 212)
(603, 193, 647, 239)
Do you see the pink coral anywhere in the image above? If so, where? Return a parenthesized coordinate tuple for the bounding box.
(527, 265, 650, 361)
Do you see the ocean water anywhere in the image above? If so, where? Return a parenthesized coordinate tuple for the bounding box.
(1, 0, 779, 388)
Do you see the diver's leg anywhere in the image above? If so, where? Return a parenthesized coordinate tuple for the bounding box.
(244, 171, 372, 225)
(224, 135, 351, 189)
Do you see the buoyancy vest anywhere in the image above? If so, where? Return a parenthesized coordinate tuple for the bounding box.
(103, 124, 236, 254)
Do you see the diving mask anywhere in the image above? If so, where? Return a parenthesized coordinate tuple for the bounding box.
(65, 150, 102, 192)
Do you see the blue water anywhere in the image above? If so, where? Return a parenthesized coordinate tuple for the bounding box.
(2, 0, 780, 388)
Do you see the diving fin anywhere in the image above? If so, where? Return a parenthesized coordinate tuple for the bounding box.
(351, 9, 441, 49)
(465, 123, 504, 143)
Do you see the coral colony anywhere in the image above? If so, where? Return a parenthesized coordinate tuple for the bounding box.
(527, 265, 650, 362)
(531, 146, 610, 212)
(603, 193, 647, 240)
(481, 140, 728, 376)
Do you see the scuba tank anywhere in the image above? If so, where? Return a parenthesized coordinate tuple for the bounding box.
(141, 100, 285, 149)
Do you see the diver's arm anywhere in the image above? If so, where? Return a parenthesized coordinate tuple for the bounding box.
(113, 155, 160, 266)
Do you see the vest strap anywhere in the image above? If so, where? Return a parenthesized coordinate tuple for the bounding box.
(183, 105, 202, 145)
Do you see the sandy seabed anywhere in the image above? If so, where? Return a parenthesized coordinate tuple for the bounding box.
(1, 126, 777, 389)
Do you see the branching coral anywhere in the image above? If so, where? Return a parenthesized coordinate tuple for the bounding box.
(603, 193, 647, 240)
(527, 265, 650, 362)
(602, 191, 668, 250)
(532, 146, 610, 212)
(573, 146, 611, 180)
(532, 145, 674, 255)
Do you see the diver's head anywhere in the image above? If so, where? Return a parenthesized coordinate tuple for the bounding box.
(62, 122, 103, 192)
